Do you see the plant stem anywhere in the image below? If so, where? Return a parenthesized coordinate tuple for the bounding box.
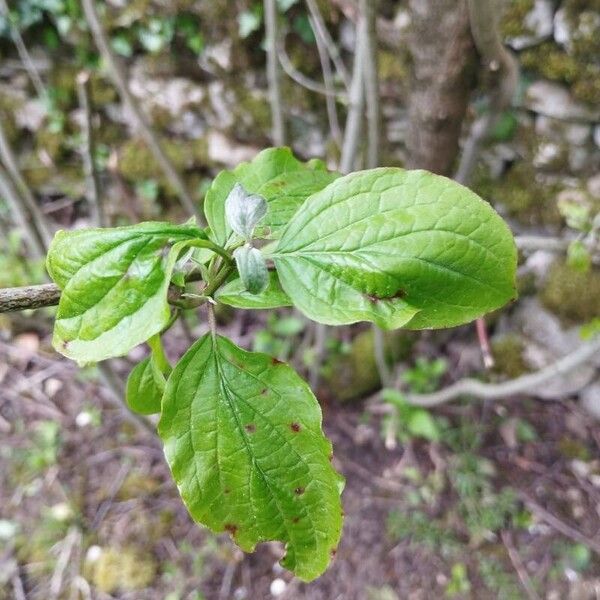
(264, 0, 286, 145)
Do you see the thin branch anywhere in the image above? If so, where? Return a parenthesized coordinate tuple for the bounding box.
(0, 283, 61, 312)
(278, 41, 347, 99)
(0, 0, 47, 98)
(455, 0, 519, 185)
(381, 335, 600, 407)
(501, 531, 541, 600)
(310, 13, 343, 147)
(515, 235, 571, 253)
(80, 0, 201, 222)
(0, 163, 47, 260)
(264, 0, 286, 146)
(339, 14, 366, 174)
(0, 116, 53, 246)
(361, 0, 380, 170)
(305, 0, 351, 90)
(76, 71, 107, 227)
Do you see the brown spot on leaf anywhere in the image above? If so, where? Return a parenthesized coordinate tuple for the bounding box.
(244, 423, 256, 433)
(366, 288, 407, 303)
(292, 516, 300, 523)
(224, 488, 230, 495)
(330, 548, 337, 558)
(294, 487, 305, 495)
(271, 357, 284, 365)
(328, 452, 334, 462)
(261, 388, 268, 395)
(224, 523, 238, 535)
(290, 422, 301, 432)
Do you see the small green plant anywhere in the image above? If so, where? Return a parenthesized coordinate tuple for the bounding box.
(43, 147, 517, 580)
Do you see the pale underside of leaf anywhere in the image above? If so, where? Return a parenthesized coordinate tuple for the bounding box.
(273, 168, 517, 330)
(158, 334, 344, 581)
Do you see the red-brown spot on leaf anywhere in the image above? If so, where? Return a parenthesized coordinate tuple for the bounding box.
(261, 388, 268, 395)
(290, 422, 301, 432)
(224, 523, 238, 536)
(294, 487, 305, 495)
(330, 548, 337, 558)
(244, 423, 256, 433)
(271, 357, 284, 365)
(292, 516, 300, 523)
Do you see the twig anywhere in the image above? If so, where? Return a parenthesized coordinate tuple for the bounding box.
(264, 0, 286, 145)
(361, 0, 380, 170)
(455, 0, 519, 185)
(76, 71, 106, 227)
(520, 493, 600, 556)
(310, 14, 343, 147)
(516, 235, 571, 253)
(0, 163, 47, 260)
(0, 116, 53, 247)
(80, 0, 200, 222)
(305, 0, 351, 90)
(0, 0, 47, 98)
(476, 317, 494, 369)
(49, 527, 80, 600)
(309, 320, 327, 390)
(370, 335, 600, 407)
(339, 12, 366, 174)
(278, 41, 347, 99)
(501, 530, 541, 600)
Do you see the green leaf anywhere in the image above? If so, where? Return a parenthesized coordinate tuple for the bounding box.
(233, 245, 269, 294)
(158, 334, 344, 581)
(225, 183, 268, 240)
(406, 411, 440, 442)
(216, 271, 292, 309)
(47, 222, 205, 364)
(272, 168, 517, 330)
(204, 147, 339, 246)
(126, 357, 163, 415)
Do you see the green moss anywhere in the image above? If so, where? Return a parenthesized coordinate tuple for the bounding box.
(89, 74, 118, 106)
(325, 329, 414, 402)
(491, 334, 530, 378)
(500, 0, 534, 38)
(474, 163, 561, 227)
(378, 49, 409, 81)
(558, 436, 591, 461)
(541, 261, 600, 323)
(87, 546, 157, 593)
(118, 137, 209, 186)
(35, 128, 64, 161)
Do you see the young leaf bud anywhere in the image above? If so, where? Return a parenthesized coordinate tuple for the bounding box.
(225, 183, 268, 240)
(233, 245, 269, 295)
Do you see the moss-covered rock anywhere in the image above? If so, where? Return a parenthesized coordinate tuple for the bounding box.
(491, 334, 531, 378)
(324, 329, 414, 402)
(86, 546, 157, 593)
(541, 260, 600, 323)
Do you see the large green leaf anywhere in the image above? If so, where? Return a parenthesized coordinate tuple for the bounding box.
(158, 334, 344, 581)
(204, 147, 339, 245)
(216, 271, 292, 309)
(47, 222, 205, 363)
(272, 168, 517, 329)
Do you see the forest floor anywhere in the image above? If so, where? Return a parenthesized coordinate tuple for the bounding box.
(1, 314, 600, 600)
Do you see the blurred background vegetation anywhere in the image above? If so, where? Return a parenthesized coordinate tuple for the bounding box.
(0, 0, 599, 598)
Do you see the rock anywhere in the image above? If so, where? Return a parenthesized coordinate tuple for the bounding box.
(533, 141, 564, 169)
(508, 0, 554, 49)
(526, 81, 600, 122)
(587, 173, 600, 198)
(580, 383, 600, 420)
(553, 8, 571, 46)
(206, 130, 260, 166)
(510, 298, 600, 399)
(15, 98, 46, 131)
(200, 40, 233, 72)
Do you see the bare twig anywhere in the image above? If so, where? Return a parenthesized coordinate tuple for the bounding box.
(0, 0, 47, 98)
(376, 335, 600, 407)
(310, 13, 343, 147)
(305, 0, 351, 89)
(476, 316, 494, 369)
(264, 0, 286, 145)
(455, 0, 519, 185)
(278, 42, 346, 99)
(520, 494, 600, 556)
(76, 71, 106, 227)
(361, 0, 380, 170)
(515, 235, 571, 253)
(501, 530, 541, 600)
(0, 163, 47, 260)
(49, 527, 80, 600)
(81, 0, 200, 221)
(0, 117, 53, 246)
(339, 13, 366, 174)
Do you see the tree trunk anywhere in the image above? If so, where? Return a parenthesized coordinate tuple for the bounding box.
(406, 0, 476, 175)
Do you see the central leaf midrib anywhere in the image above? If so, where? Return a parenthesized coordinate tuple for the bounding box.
(212, 338, 319, 555)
